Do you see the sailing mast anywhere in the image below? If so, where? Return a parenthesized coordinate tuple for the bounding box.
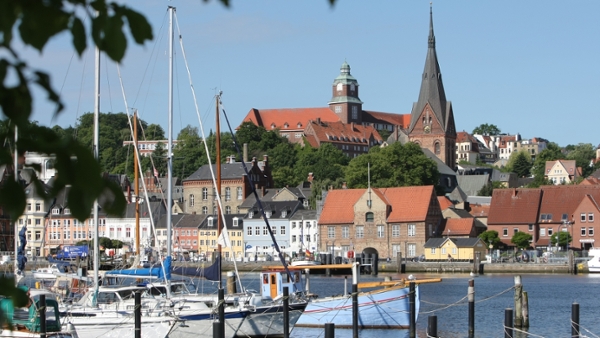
(165, 5, 174, 299)
(92, 37, 100, 297)
(216, 93, 222, 286)
(134, 111, 140, 257)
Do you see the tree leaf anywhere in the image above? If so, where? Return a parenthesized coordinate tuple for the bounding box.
(100, 15, 127, 61)
(0, 180, 26, 222)
(19, 2, 69, 51)
(71, 17, 86, 56)
(122, 7, 153, 44)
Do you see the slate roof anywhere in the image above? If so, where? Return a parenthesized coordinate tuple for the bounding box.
(246, 200, 303, 220)
(171, 213, 209, 229)
(488, 188, 542, 225)
(421, 148, 456, 176)
(457, 174, 489, 196)
(107, 201, 166, 220)
(424, 237, 483, 248)
(184, 163, 253, 182)
(319, 186, 436, 224)
(198, 213, 245, 230)
(290, 209, 317, 221)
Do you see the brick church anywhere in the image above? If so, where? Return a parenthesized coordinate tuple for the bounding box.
(241, 7, 457, 168)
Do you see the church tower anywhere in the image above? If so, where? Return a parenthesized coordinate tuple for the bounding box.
(328, 61, 363, 124)
(408, 7, 457, 168)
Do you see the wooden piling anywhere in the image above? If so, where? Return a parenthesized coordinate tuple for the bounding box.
(522, 291, 529, 328)
(513, 276, 523, 328)
(504, 308, 513, 338)
(39, 294, 46, 338)
(468, 279, 475, 338)
(409, 281, 416, 338)
(283, 287, 290, 338)
(134, 291, 141, 338)
(324, 323, 335, 338)
(572, 303, 580, 338)
(226, 271, 237, 294)
(428, 315, 438, 338)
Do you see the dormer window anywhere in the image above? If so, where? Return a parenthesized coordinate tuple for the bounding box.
(282, 210, 287, 217)
(297, 123, 302, 128)
(64, 208, 71, 215)
(233, 218, 239, 227)
(52, 208, 60, 215)
(249, 211, 254, 218)
(271, 123, 276, 129)
(265, 211, 272, 218)
(208, 217, 214, 227)
(284, 123, 289, 128)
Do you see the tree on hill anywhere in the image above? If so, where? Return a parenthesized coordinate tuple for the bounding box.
(294, 143, 349, 184)
(477, 181, 504, 196)
(565, 143, 596, 178)
(528, 142, 564, 187)
(506, 150, 532, 178)
(472, 123, 501, 136)
(172, 125, 207, 179)
(344, 142, 439, 189)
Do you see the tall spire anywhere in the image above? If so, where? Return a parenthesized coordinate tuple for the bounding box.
(409, 5, 448, 133)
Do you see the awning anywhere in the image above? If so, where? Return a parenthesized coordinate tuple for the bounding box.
(579, 239, 595, 243)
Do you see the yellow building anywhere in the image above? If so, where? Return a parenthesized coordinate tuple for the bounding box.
(423, 237, 487, 262)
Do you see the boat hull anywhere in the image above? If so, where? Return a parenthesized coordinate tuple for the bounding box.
(235, 302, 307, 338)
(587, 248, 600, 272)
(295, 285, 418, 329)
(166, 313, 246, 338)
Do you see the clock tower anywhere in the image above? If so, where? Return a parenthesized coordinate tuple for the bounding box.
(408, 6, 457, 168)
(328, 61, 363, 124)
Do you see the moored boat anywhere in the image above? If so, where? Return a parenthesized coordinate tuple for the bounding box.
(587, 247, 600, 272)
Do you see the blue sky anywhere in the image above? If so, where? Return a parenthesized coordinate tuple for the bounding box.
(19, 1, 600, 147)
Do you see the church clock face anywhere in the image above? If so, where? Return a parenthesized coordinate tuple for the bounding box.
(424, 125, 431, 134)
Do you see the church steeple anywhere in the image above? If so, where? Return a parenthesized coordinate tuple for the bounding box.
(409, 5, 448, 133)
(328, 61, 363, 124)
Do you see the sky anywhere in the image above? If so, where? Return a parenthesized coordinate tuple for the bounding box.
(16, 0, 600, 147)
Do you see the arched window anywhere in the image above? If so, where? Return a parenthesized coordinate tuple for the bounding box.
(435, 142, 441, 155)
(366, 212, 374, 222)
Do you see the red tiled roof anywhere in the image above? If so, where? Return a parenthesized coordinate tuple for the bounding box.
(580, 177, 600, 185)
(319, 186, 436, 224)
(538, 185, 600, 222)
(544, 160, 578, 177)
(469, 204, 490, 218)
(456, 131, 477, 144)
(306, 120, 382, 144)
(444, 218, 474, 235)
(241, 107, 340, 131)
(488, 188, 542, 224)
(437, 196, 454, 211)
(319, 189, 365, 224)
(363, 111, 410, 128)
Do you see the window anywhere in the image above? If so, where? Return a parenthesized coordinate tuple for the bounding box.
(442, 248, 446, 254)
(513, 228, 518, 235)
(434, 142, 440, 155)
(503, 228, 508, 236)
(408, 224, 416, 237)
(35, 231, 41, 241)
(392, 244, 401, 257)
(292, 235, 297, 243)
(352, 106, 358, 120)
(282, 210, 287, 218)
(366, 212, 374, 222)
(280, 226, 285, 235)
(291, 222, 296, 229)
(540, 228, 546, 237)
(581, 227, 586, 236)
(225, 206, 231, 214)
(328, 226, 335, 238)
(35, 219, 41, 225)
(377, 225, 384, 238)
(126, 228, 132, 238)
(452, 247, 457, 254)
(52, 208, 59, 215)
(589, 228, 594, 236)
(408, 244, 416, 257)
(548, 228, 553, 236)
(392, 225, 400, 237)
(35, 203, 41, 211)
(265, 211, 272, 218)
(272, 227, 277, 235)
(225, 187, 231, 201)
(189, 194, 194, 207)
(233, 218, 239, 227)
(305, 235, 311, 242)
(528, 224, 534, 231)
(342, 226, 349, 238)
(247, 227, 252, 236)
(237, 187, 243, 200)
(255, 227, 260, 235)
(27, 203, 31, 211)
(202, 206, 208, 214)
(208, 217, 214, 227)
(589, 213, 595, 222)
(356, 226, 364, 238)
(581, 213, 586, 222)
(202, 188, 208, 200)
(431, 248, 436, 254)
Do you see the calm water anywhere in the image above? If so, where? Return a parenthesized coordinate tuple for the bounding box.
(21, 271, 600, 338)
(233, 272, 600, 338)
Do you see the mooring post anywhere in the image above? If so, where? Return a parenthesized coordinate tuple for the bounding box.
(409, 281, 416, 338)
(227, 271, 237, 294)
(283, 287, 290, 338)
(428, 315, 438, 338)
(504, 308, 513, 338)
(522, 291, 529, 328)
(213, 322, 220, 338)
(39, 294, 46, 338)
(468, 279, 475, 338)
(513, 275, 523, 327)
(218, 288, 225, 338)
(134, 291, 141, 338)
(352, 262, 359, 338)
(324, 323, 335, 338)
(572, 302, 580, 338)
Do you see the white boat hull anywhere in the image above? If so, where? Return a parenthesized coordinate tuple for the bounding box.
(235, 302, 307, 337)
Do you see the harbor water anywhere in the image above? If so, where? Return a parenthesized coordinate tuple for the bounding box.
(20, 271, 600, 338)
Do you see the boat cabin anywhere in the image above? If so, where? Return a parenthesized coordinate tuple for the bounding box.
(0, 289, 64, 334)
(260, 270, 303, 299)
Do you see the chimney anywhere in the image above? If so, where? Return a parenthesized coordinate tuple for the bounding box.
(263, 154, 268, 163)
(243, 143, 249, 163)
(342, 182, 347, 189)
(316, 117, 321, 125)
(351, 122, 355, 131)
(307, 172, 314, 182)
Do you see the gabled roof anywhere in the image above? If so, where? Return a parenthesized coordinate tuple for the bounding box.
(319, 186, 436, 224)
(241, 107, 340, 132)
(424, 237, 483, 248)
(443, 218, 475, 236)
(362, 111, 411, 128)
(538, 185, 600, 222)
(171, 213, 209, 229)
(184, 162, 253, 182)
(544, 160, 579, 177)
(246, 200, 302, 220)
(456, 174, 489, 196)
(306, 120, 382, 144)
(437, 196, 454, 211)
(488, 188, 542, 225)
(469, 203, 490, 218)
(198, 213, 245, 230)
